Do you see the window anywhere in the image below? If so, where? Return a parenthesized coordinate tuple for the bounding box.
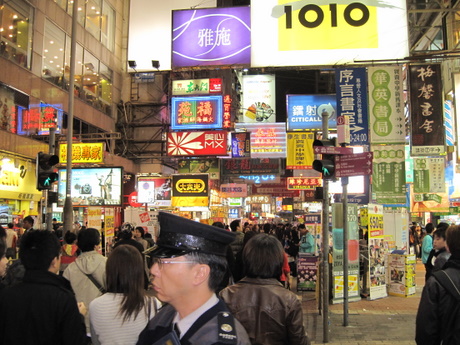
(82, 51, 99, 106)
(101, 1, 115, 51)
(67, 0, 85, 26)
(0, 0, 33, 68)
(99, 62, 112, 115)
(86, 0, 101, 39)
(43, 20, 66, 86)
(64, 38, 84, 96)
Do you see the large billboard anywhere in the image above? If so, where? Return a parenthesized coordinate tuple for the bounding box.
(251, 0, 409, 67)
(57, 167, 123, 206)
(171, 95, 223, 130)
(172, 7, 251, 68)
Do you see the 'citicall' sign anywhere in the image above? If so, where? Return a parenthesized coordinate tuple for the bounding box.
(251, 0, 409, 67)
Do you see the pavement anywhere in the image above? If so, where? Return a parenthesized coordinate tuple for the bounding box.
(295, 261, 425, 344)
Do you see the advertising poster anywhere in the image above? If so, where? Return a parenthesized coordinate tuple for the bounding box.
(170, 96, 223, 130)
(104, 208, 115, 256)
(178, 158, 219, 180)
(369, 66, 405, 144)
(409, 64, 445, 156)
(172, 7, 251, 68)
(137, 177, 172, 207)
(251, 0, 408, 67)
(58, 167, 123, 206)
(414, 157, 446, 193)
(286, 132, 315, 169)
(241, 75, 276, 123)
(388, 254, 416, 297)
(286, 94, 337, 130)
(235, 123, 286, 159)
(172, 174, 209, 207)
(0, 85, 16, 133)
(231, 132, 251, 158)
(371, 145, 406, 204)
(87, 207, 102, 231)
(335, 68, 369, 146)
(297, 254, 318, 291)
(368, 204, 387, 300)
(167, 131, 227, 156)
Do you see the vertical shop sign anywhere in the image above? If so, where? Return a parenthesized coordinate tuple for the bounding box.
(367, 204, 387, 300)
(335, 68, 369, 146)
(409, 64, 445, 156)
(372, 145, 406, 204)
(369, 66, 405, 144)
(87, 207, 102, 231)
(241, 75, 276, 123)
(223, 95, 232, 128)
(231, 132, 251, 158)
(286, 132, 315, 169)
(414, 157, 446, 193)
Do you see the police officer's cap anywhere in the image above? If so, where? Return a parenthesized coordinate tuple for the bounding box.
(151, 212, 236, 258)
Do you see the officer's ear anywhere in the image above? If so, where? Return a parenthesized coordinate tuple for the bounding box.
(192, 264, 210, 286)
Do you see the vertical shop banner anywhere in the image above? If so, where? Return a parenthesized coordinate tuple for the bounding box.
(241, 75, 276, 123)
(297, 254, 318, 291)
(172, 7, 251, 68)
(331, 204, 360, 303)
(335, 68, 369, 146)
(367, 204, 387, 300)
(286, 132, 315, 169)
(87, 207, 102, 231)
(369, 66, 405, 144)
(414, 157, 446, 193)
(409, 64, 445, 156)
(372, 145, 406, 204)
(231, 132, 251, 158)
(172, 174, 209, 207)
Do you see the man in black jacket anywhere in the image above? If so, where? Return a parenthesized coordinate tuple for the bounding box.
(416, 224, 460, 345)
(0, 230, 87, 345)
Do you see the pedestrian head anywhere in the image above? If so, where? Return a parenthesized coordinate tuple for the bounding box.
(77, 227, 100, 252)
(19, 230, 60, 271)
(425, 223, 434, 234)
(243, 233, 284, 279)
(230, 219, 241, 232)
(23, 216, 34, 230)
(134, 226, 145, 238)
(64, 231, 77, 245)
(446, 225, 460, 258)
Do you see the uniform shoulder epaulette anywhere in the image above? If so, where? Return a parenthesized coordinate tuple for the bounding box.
(217, 311, 237, 344)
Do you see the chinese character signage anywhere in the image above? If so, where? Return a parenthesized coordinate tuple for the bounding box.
(241, 74, 276, 123)
(371, 145, 406, 204)
(59, 143, 104, 163)
(231, 132, 251, 158)
(286, 132, 314, 169)
(235, 123, 286, 159)
(172, 174, 209, 207)
(223, 95, 232, 128)
(221, 158, 281, 175)
(137, 177, 172, 206)
(172, 7, 251, 68)
(250, 0, 408, 67)
(335, 68, 369, 146)
(171, 96, 223, 130)
(172, 78, 222, 95)
(369, 66, 405, 144)
(287, 177, 321, 190)
(167, 131, 227, 156)
(409, 64, 445, 156)
(178, 158, 219, 180)
(414, 157, 446, 193)
(286, 94, 337, 130)
(220, 184, 248, 197)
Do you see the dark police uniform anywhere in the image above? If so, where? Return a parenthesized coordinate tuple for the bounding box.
(136, 212, 250, 345)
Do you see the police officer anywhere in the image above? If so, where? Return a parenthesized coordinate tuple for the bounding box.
(137, 212, 250, 345)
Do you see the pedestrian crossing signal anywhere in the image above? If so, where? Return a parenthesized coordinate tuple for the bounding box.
(36, 152, 59, 191)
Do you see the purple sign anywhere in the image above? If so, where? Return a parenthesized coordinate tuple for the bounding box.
(172, 7, 251, 68)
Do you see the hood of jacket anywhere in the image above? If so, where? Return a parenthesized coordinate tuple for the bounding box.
(74, 250, 106, 275)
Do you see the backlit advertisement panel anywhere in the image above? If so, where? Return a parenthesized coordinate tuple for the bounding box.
(241, 75, 276, 123)
(172, 174, 209, 207)
(251, 0, 409, 67)
(171, 96, 223, 130)
(235, 123, 286, 158)
(57, 167, 123, 206)
(167, 131, 228, 156)
(172, 78, 222, 95)
(287, 95, 337, 130)
(172, 7, 251, 68)
(137, 177, 172, 206)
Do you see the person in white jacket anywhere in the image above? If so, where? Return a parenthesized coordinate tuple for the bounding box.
(64, 228, 107, 338)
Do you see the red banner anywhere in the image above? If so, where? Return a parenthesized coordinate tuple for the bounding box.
(167, 131, 228, 156)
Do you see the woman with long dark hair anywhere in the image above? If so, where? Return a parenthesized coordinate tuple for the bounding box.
(89, 245, 160, 345)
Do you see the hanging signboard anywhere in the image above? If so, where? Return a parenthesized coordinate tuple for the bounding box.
(172, 78, 222, 95)
(171, 174, 209, 207)
(414, 157, 446, 193)
(235, 123, 286, 159)
(369, 66, 405, 144)
(171, 96, 223, 130)
(59, 143, 104, 164)
(287, 177, 321, 190)
(409, 64, 445, 156)
(335, 68, 369, 146)
(167, 131, 227, 156)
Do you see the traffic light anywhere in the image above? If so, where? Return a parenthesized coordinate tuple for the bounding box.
(312, 139, 336, 179)
(36, 152, 59, 191)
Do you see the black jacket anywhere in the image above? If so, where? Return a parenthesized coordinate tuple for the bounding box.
(0, 270, 87, 345)
(416, 257, 460, 345)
